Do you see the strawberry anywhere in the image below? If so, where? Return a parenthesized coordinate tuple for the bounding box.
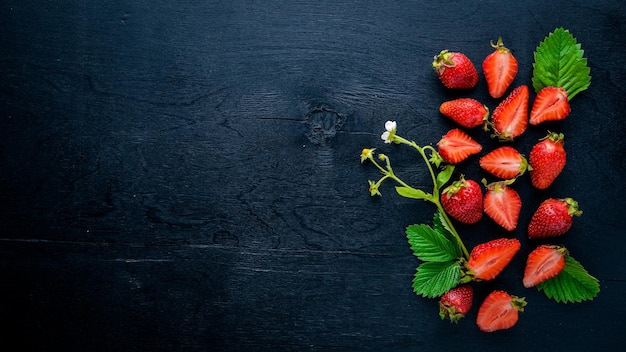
(439, 285, 473, 323)
(482, 37, 519, 99)
(530, 86, 571, 125)
(476, 290, 526, 332)
(432, 50, 479, 89)
(488, 85, 529, 141)
(523, 245, 567, 288)
(529, 132, 566, 189)
(466, 238, 521, 281)
(441, 176, 483, 224)
(479, 146, 528, 180)
(482, 180, 522, 231)
(437, 129, 483, 164)
(440, 98, 489, 128)
(528, 198, 582, 238)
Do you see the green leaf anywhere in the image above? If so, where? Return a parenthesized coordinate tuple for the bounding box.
(432, 212, 462, 258)
(412, 261, 461, 298)
(536, 255, 600, 303)
(395, 186, 432, 201)
(532, 27, 591, 100)
(406, 224, 459, 262)
(436, 165, 455, 189)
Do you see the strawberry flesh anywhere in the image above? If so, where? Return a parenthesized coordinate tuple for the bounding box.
(523, 245, 566, 288)
(437, 129, 483, 164)
(479, 146, 528, 179)
(530, 86, 571, 125)
(482, 37, 518, 99)
(467, 238, 521, 281)
(476, 290, 526, 332)
(490, 85, 529, 141)
(483, 181, 522, 231)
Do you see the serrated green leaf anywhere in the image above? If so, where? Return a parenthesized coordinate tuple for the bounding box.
(436, 165, 455, 189)
(406, 224, 459, 262)
(532, 27, 591, 100)
(432, 212, 462, 258)
(395, 186, 432, 201)
(536, 255, 600, 303)
(412, 261, 461, 298)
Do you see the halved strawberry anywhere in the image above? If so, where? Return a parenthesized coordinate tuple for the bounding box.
(476, 290, 526, 332)
(466, 238, 521, 281)
(479, 146, 528, 179)
(482, 37, 519, 99)
(523, 245, 567, 288)
(530, 86, 571, 125)
(440, 98, 489, 128)
(488, 85, 529, 141)
(439, 285, 473, 323)
(483, 180, 522, 231)
(437, 129, 483, 164)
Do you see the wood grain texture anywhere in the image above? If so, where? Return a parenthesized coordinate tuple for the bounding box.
(1, 1, 625, 351)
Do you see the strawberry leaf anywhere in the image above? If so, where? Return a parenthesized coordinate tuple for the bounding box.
(432, 211, 462, 258)
(436, 165, 455, 189)
(536, 255, 600, 303)
(412, 260, 461, 298)
(395, 186, 432, 201)
(532, 27, 591, 100)
(406, 224, 459, 262)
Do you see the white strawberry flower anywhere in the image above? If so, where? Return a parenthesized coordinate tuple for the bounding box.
(381, 120, 397, 144)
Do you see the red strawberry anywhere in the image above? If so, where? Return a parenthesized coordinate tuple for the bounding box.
(437, 129, 483, 164)
(489, 85, 529, 141)
(466, 238, 521, 281)
(440, 98, 489, 128)
(476, 290, 526, 332)
(482, 37, 519, 99)
(441, 176, 483, 224)
(523, 245, 567, 288)
(479, 146, 528, 180)
(439, 285, 473, 323)
(530, 86, 571, 125)
(528, 198, 582, 238)
(432, 50, 479, 89)
(529, 132, 566, 189)
(483, 180, 522, 231)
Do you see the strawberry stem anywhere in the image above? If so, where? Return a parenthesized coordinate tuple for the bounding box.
(385, 134, 470, 260)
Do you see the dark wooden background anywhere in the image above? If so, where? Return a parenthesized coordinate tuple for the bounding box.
(2, 1, 625, 351)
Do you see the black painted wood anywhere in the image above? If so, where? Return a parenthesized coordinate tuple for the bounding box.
(1, 1, 625, 351)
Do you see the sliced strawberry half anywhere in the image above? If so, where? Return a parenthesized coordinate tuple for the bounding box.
(479, 146, 528, 179)
(466, 238, 521, 281)
(437, 128, 483, 164)
(483, 180, 522, 231)
(530, 86, 571, 125)
(488, 85, 529, 141)
(523, 245, 567, 288)
(482, 37, 519, 99)
(476, 290, 526, 332)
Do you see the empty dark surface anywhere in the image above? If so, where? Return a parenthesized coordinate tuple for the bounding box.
(1, 1, 625, 351)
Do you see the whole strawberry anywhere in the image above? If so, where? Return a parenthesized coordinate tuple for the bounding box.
(440, 98, 489, 128)
(441, 176, 483, 224)
(528, 198, 582, 238)
(439, 285, 473, 323)
(432, 50, 479, 89)
(529, 132, 566, 189)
